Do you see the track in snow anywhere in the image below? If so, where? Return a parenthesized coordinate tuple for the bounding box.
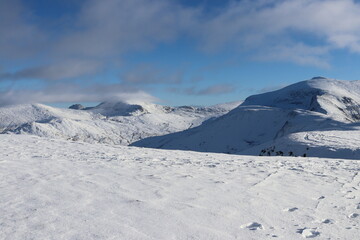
(0, 135, 359, 239)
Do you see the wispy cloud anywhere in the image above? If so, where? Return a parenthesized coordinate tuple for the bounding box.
(254, 43, 331, 69)
(0, 83, 158, 107)
(0, 60, 103, 81)
(0, 0, 46, 59)
(170, 84, 236, 96)
(121, 64, 183, 84)
(55, 0, 196, 58)
(193, 0, 360, 66)
(257, 83, 289, 94)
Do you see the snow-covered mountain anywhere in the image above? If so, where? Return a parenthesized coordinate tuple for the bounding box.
(133, 78, 360, 158)
(0, 101, 241, 145)
(2, 79, 360, 239)
(243, 77, 360, 122)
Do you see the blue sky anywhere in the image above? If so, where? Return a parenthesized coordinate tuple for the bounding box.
(2, 0, 360, 107)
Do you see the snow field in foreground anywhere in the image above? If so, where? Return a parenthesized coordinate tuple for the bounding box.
(0, 135, 359, 239)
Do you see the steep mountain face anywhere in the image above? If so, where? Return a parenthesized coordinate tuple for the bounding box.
(0, 101, 241, 145)
(132, 78, 360, 156)
(243, 77, 360, 122)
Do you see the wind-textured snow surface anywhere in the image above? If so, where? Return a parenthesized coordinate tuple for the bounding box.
(241, 128, 360, 159)
(0, 135, 359, 239)
(133, 78, 360, 159)
(0, 101, 241, 145)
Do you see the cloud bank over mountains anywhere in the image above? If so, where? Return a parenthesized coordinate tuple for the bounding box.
(2, 0, 360, 105)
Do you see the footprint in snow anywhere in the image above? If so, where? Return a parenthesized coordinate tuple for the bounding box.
(240, 222, 264, 230)
(297, 228, 320, 238)
(312, 196, 325, 201)
(321, 219, 333, 224)
(348, 213, 359, 218)
(284, 207, 298, 212)
(302, 228, 320, 238)
(213, 180, 225, 184)
(344, 192, 355, 199)
(179, 174, 193, 178)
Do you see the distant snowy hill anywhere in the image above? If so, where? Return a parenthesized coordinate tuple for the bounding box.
(0, 101, 241, 145)
(133, 78, 360, 159)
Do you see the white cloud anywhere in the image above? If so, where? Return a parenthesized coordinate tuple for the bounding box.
(170, 84, 236, 96)
(121, 64, 183, 84)
(55, 0, 196, 58)
(0, 83, 158, 106)
(194, 0, 360, 66)
(4, 0, 360, 76)
(3, 0, 360, 105)
(255, 43, 331, 68)
(0, 59, 103, 81)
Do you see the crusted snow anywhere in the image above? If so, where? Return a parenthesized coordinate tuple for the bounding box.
(0, 134, 359, 239)
(242, 128, 360, 159)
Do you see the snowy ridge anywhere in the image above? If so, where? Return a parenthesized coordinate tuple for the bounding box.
(88, 101, 170, 116)
(243, 77, 360, 122)
(133, 78, 360, 159)
(0, 101, 241, 145)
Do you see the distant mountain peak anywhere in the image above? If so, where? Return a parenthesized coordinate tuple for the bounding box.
(69, 104, 85, 110)
(0, 100, 239, 145)
(242, 78, 360, 122)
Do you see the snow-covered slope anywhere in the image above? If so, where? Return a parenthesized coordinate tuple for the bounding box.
(241, 126, 360, 159)
(1, 134, 359, 239)
(243, 77, 360, 122)
(0, 101, 241, 145)
(133, 78, 360, 158)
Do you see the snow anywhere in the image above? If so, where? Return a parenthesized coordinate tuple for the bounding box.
(3, 78, 360, 160)
(133, 78, 360, 159)
(2, 77, 360, 240)
(0, 134, 359, 239)
(242, 127, 360, 159)
(0, 101, 241, 145)
(243, 78, 360, 122)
